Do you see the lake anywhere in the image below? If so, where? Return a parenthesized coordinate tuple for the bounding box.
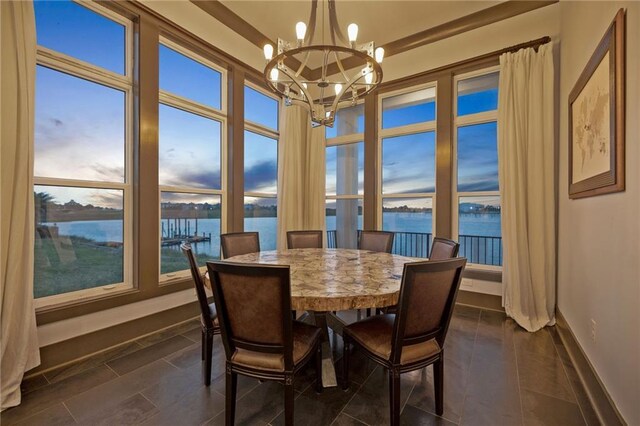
(45, 212, 501, 258)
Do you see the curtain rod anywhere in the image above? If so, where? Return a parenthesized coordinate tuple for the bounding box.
(379, 36, 552, 90)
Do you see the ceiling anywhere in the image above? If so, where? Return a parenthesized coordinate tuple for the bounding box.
(220, 1, 503, 49)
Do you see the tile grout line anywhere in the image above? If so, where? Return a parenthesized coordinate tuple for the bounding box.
(547, 327, 589, 425)
(511, 315, 526, 426)
(104, 362, 122, 377)
(455, 308, 481, 426)
(61, 401, 80, 425)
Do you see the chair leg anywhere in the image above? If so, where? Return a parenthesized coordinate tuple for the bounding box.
(342, 334, 350, 390)
(201, 329, 205, 361)
(284, 376, 295, 426)
(204, 331, 213, 386)
(389, 368, 401, 426)
(315, 344, 323, 393)
(434, 356, 444, 416)
(225, 366, 237, 426)
(366, 308, 371, 317)
(292, 310, 297, 320)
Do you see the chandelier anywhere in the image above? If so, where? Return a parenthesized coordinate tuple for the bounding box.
(262, 0, 384, 127)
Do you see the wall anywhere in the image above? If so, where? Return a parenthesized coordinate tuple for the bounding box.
(558, 2, 640, 424)
(381, 4, 560, 81)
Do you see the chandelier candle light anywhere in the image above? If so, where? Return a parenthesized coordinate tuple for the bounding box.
(263, 0, 384, 127)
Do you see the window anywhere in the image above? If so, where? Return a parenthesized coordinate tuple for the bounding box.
(454, 69, 502, 266)
(33, 1, 132, 305)
(244, 84, 279, 250)
(325, 104, 364, 248)
(159, 39, 226, 278)
(378, 85, 436, 256)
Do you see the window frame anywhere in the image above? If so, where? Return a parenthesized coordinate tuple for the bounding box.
(33, 0, 134, 309)
(452, 66, 501, 271)
(325, 101, 365, 236)
(376, 81, 438, 233)
(243, 81, 280, 249)
(157, 36, 228, 282)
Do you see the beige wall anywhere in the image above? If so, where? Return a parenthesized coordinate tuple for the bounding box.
(381, 4, 560, 82)
(558, 2, 640, 424)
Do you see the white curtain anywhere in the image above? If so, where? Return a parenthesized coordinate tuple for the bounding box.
(277, 105, 326, 249)
(1, 1, 41, 410)
(498, 43, 556, 332)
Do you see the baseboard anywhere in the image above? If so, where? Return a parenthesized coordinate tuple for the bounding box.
(456, 290, 504, 311)
(555, 310, 625, 426)
(27, 301, 200, 377)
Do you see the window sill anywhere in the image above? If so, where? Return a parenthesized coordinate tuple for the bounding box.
(463, 267, 502, 283)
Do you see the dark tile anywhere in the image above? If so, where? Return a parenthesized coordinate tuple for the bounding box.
(44, 341, 143, 383)
(462, 352, 521, 425)
(330, 413, 368, 425)
(20, 374, 49, 394)
(562, 363, 600, 426)
(472, 333, 517, 368)
(271, 381, 359, 425)
(333, 350, 378, 386)
(407, 362, 467, 424)
(64, 360, 178, 423)
(141, 362, 207, 407)
(163, 342, 204, 370)
(460, 398, 523, 426)
(107, 335, 194, 375)
(211, 373, 261, 400)
(449, 309, 479, 336)
(517, 351, 576, 403)
(135, 318, 200, 347)
(477, 310, 518, 342)
(13, 403, 76, 426)
(521, 389, 585, 426)
(181, 326, 204, 343)
(453, 305, 482, 321)
(78, 393, 158, 426)
(141, 386, 225, 426)
(1, 365, 117, 425)
(401, 404, 458, 425)
(341, 365, 415, 425)
(205, 381, 286, 426)
(514, 327, 558, 359)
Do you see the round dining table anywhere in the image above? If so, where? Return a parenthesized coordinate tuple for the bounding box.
(218, 248, 420, 311)
(205, 248, 421, 387)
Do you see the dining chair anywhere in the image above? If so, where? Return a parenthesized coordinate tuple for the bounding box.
(359, 230, 395, 253)
(342, 257, 467, 425)
(220, 232, 260, 259)
(287, 230, 323, 249)
(429, 237, 460, 260)
(181, 242, 220, 386)
(359, 231, 395, 316)
(206, 261, 323, 426)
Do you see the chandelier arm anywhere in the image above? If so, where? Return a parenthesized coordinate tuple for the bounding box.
(295, 51, 311, 78)
(277, 64, 313, 102)
(333, 50, 349, 82)
(329, 67, 369, 115)
(305, 0, 318, 45)
(328, 0, 348, 46)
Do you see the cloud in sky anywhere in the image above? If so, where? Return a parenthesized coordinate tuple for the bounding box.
(245, 160, 277, 193)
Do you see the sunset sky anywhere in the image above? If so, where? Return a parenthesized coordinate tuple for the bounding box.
(33, 0, 499, 211)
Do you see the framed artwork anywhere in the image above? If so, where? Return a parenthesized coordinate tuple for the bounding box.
(568, 9, 625, 199)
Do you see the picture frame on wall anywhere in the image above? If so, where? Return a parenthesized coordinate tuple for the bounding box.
(568, 8, 625, 199)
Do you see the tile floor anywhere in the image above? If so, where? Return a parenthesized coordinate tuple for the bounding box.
(2, 306, 598, 425)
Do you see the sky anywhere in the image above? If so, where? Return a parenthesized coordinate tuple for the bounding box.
(33, 0, 499, 212)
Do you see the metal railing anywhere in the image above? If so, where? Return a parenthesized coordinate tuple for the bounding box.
(326, 230, 502, 266)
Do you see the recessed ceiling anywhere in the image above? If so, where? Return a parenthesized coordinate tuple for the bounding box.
(220, 1, 504, 48)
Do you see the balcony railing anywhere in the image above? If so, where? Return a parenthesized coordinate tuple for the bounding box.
(326, 230, 502, 266)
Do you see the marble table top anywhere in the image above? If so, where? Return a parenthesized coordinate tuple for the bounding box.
(209, 248, 422, 311)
